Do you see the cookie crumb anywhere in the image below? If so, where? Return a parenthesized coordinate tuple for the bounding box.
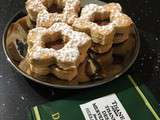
(21, 96, 25, 100)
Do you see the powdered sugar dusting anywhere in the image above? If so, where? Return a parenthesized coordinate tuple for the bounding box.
(26, 0, 47, 20)
(56, 47, 79, 63)
(31, 47, 55, 60)
(79, 2, 132, 28)
(73, 2, 133, 45)
(27, 0, 81, 27)
(27, 22, 91, 70)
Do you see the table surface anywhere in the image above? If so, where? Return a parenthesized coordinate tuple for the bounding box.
(0, 0, 160, 120)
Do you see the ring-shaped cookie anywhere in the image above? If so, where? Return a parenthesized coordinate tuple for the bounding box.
(73, 3, 133, 53)
(26, 0, 80, 26)
(27, 22, 91, 80)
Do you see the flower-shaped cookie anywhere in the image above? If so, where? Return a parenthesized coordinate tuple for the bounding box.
(73, 3, 133, 53)
(26, 0, 80, 26)
(27, 22, 91, 80)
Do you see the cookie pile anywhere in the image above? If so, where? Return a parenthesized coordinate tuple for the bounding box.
(23, 0, 133, 81)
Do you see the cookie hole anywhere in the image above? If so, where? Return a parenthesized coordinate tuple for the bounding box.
(47, 4, 63, 13)
(45, 39, 65, 50)
(93, 13, 110, 26)
(93, 18, 110, 26)
(42, 33, 67, 50)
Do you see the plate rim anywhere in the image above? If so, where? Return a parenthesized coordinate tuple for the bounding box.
(2, 9, 140, 89)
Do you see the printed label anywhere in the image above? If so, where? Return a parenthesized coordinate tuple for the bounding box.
(80, 94, 131, 120)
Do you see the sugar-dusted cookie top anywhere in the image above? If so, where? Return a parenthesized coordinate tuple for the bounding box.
(27, 22, 91, 70)
(26, 0, 80, 27)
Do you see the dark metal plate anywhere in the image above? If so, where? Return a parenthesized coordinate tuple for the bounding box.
(2, 0, 140, 89)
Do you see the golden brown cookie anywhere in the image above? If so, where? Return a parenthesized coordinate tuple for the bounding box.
(73, 3, 133, 53)
(27, 22, 91, 80)
(26, 0, 80, 27)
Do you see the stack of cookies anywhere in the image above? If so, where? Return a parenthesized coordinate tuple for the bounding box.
(16, 0, 134, 81)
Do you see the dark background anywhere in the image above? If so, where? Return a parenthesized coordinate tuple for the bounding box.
(0, 0, 160, 119)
